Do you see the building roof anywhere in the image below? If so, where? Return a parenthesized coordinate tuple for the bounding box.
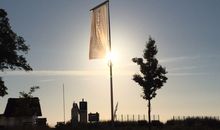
(4, 97, 42, 117)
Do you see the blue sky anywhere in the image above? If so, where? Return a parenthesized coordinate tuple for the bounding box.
(0, 0, 220, 126)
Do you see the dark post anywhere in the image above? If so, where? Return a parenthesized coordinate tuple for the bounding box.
(109, 61, 114, 123)
(107, 1, 114, 124)
(63, 84, 66, 123)
(148, 99, 151, 130)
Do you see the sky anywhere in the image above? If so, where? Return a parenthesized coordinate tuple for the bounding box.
(0, 0, 220, 126)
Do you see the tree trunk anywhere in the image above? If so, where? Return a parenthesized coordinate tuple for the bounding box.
(148, 99, 151, 130)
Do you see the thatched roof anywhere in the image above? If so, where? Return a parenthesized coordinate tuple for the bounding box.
(4, 97, 42, 117)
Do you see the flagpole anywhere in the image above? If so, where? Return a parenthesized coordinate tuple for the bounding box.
(107, 0, 114, 123)
(63, 84, 66, 123)
(110, 61, 114, 123)
(89, 0, 114, 123)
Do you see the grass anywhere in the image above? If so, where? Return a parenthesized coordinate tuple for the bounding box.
(2, 117, 220, 130)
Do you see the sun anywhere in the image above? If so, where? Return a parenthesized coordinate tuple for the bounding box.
(106, 51, 118, 63)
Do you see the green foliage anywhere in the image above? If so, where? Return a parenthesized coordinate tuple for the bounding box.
(132, 37, 168, 100)
(132, 37, 168, 130)
(0, 9, 32, 97)
(19, 86, 40, 98)
(0, 77, 8, 97)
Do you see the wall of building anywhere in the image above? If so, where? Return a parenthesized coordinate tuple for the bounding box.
(0, 116, 35, 127)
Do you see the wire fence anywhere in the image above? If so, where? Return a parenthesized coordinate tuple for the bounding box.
(113, 115, 220, 122)
(171, 116, 220, 120)
(115, 114, 160, 122)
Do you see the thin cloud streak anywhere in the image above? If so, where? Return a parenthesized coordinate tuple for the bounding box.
(0, 70, 213, 77)
(0, 70, 107, 76)
(0, 70, 135, 77)
(160, 55, 200, 63)
(160, 54, 220, 63)
(168, 66, 199, 72)
(39, 79, 55, 83)
(168, 72, 208, 76)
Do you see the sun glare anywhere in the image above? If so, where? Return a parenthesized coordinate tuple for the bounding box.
(106, 51, 118, 63)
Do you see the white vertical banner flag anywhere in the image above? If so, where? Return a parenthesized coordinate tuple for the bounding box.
(89, 1, 109, 59)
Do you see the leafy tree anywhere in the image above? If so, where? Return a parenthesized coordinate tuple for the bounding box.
(132, 37, 168, 130)
(0, 77, 7, 97)
(0, 9, 32, 97)
(19, 86, 40, 98)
